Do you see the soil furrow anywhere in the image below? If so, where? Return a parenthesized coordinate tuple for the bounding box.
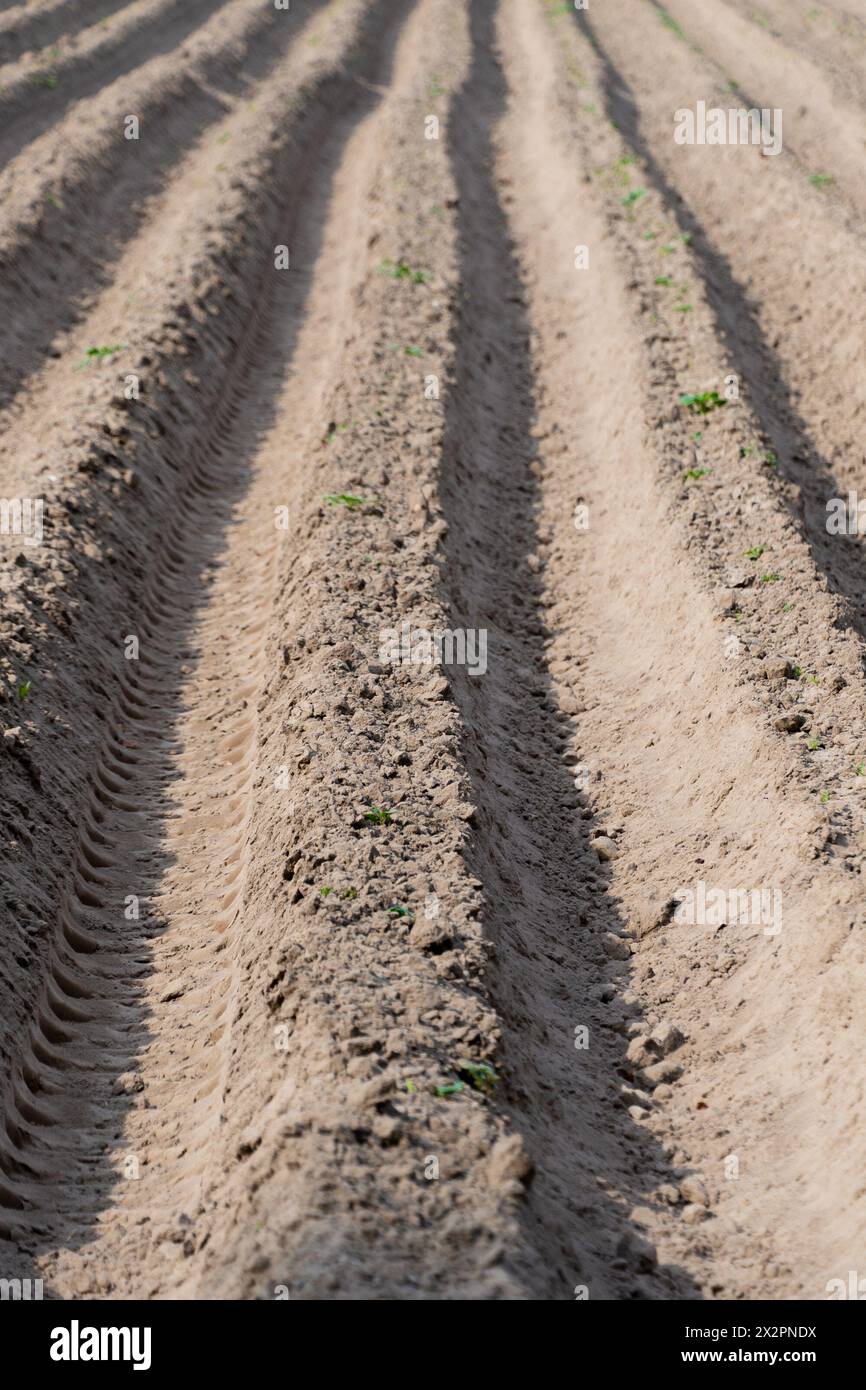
(430, 0, 700, 1299)
(1, 0, 425, 1298)
(0, 0, 322, 412)
(1, 0, 865, 1308)
(0, 0, 136, 64)
(0, 0, 234, 170)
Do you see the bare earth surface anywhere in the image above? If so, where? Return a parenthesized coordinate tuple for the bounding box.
(1, 0, 865, 1300)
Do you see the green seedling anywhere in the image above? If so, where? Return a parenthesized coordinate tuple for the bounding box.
(326, 422, 353, 443)
(783, 601, 793, 612)
(457, 1059, 498, 1095)
(404, 1079, 416, 1093)
(387, 904, 413, 918)
(674, 303, 693, 312)
(683, 467, 711, 481)
(643, 231, 657, 240)
(429, 75, 447, 96)
(319, 886, 333, 897)
(807, 736, 823, 751)
(744, 545, 765, 560)
(658, 7, 685, 39)
(435, 1081, 465, 1098)
(806, 673, 820, 686)
(363, 806, 393, 826)
(17, 680, 31, 701)
(77, 344, 126, 370)
(808, 173, 834, 189)
(655, 276, 673, 286)
(690, 431, 703, 443)
(856, 763, 865, 777)
(341, 887, 358, 900)
(33, 73, 58, 89)
(378, 258, 430, 284)
(659, 244, 676, 254)
(820, 790, 830, 804)
(323, 493, 364, 509)
(403, 345, 423, 358)
(740, 443, 758, 458)
(761, 572, 781, 583)
(680, 390, 726, 415)
(622, 188, 645, 207)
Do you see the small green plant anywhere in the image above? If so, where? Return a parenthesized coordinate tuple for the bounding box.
(783, 602, 793, 613)
(319, 886, 333, 897)
(740, 443, 758, 459)
(764, 451, 779, 469)
(326, 421, 353, 443)
(743, 545, 765, 560)
(659, 244, 676, 255)
(820, 790, 830, 804)
(378, 258, 430, 284)
(387, 904, 412, 918)
(655, 276, 673, 286)
(404, 1079, 416, 1093)
(807, 736, 823, 751)
(33, 72, 58, 89)
(435, 1081, 465, 1098)
(808, 173, 834, 189)
(622, 188, 646, 207)
(683, 467, 711, 481)
(680, 390, 726, 415)
(658, 6, 685, 39)
(674, 303, 693, 313)
(363, 806, 393, 826)
(17, 680, 31, 701)
(77, 344, 126, 369)
(856, 762, 865, 777)
(403, 345, 423, 358)
(341, 887, 358, 900)
(760, 572, 781, 583)
(457, 1059, 498, 1095)
(323, 493, 364, 509)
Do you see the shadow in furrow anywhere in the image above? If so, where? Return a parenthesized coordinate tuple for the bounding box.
(0, 0, 419, 1294)
(574, 4, 866, 657)
(437, 0, 702, 1300)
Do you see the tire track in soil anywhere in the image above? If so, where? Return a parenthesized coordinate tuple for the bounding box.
(437, 0, 701, 1299)
(0, 0, 234, 171)
(571, 3, 866, 659)
(0, 0, 419, 1300)
(0, 0, 323, 412)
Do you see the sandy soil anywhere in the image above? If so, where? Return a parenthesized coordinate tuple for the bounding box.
(1, 0, 865, 1300)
